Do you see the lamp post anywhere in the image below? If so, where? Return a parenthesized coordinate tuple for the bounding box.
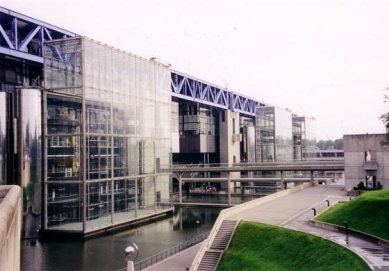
(125, 243, 138, 271)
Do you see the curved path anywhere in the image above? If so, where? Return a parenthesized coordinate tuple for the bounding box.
(145, 181, 389, 271)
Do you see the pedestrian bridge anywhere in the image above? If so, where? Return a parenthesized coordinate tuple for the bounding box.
(172, 161, 344, 205)
(173, 160, 344, 173)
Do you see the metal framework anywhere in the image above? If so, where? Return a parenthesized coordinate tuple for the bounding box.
(171, 70, 267, 116)
(0, 6, 77, 63)
(171, 71, 229, 109)
(1, 6, 268, 116)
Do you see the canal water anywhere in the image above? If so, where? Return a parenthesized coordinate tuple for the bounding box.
(21, 207, 223, 271)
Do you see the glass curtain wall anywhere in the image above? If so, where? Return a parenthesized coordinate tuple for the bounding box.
(256, 107, 293, 162)
(274, 107, 293, 162)
(178, 102, 217, 153)
(292, 118, 303, 160)
(240, 117, 255, 162)
(256, 107, 275, 162)
(44, 37, 172, 233)
(293, 116, 317, 160)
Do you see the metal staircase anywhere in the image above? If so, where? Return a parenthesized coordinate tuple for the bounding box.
(197, 219, 238, 271)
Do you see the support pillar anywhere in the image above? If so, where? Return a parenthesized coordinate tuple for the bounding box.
(310, 170, 314, 185)
(227, 172, 231, 205)
(178, 174, 182, 204)
(280, 171, 285, 190)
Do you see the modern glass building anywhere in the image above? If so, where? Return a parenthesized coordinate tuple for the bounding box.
(0, 6, 318, 237)
(173, 101, 219, 164)
(42, 37, 172, 235)
(293, 116, 317, 160)
(255, 106, 293, 162)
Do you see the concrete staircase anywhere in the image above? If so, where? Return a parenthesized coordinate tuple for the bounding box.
(197, 219, 238, 271)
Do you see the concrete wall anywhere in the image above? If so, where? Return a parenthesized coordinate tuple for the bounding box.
(344, 134, 389, 190)
(219, 111, 241, 188)
(0, 185, 22, 271)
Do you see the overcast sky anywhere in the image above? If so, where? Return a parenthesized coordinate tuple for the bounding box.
(3, 0, 389, 140)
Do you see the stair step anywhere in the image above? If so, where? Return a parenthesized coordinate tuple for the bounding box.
(197, 220, 238, 271)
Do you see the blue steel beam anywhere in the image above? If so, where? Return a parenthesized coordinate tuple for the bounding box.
(2, 6, 272, 117)
(171, 70, 268, 116)
(0, 6, 77, 63)
(171, 70, 229, 109)
(230, 92, 267, 116)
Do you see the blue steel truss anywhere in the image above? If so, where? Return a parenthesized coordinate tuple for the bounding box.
(171, 71, 229, 109)
(1, 6, 269, 116)
(171, 70, 268, 116)
(0, 7, 77, 63)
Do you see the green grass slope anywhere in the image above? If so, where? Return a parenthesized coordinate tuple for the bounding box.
(217, 221, 369, 271)
(316, 190, 389, 240)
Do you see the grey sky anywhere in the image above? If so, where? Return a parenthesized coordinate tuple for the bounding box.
(3, 0, 389, 140)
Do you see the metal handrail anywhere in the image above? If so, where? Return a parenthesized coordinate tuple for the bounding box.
(118, 231, 210, 271)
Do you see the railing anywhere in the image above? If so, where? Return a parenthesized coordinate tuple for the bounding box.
(172, 163, 344, 175)
(172, 159, 344, 170)
(118, 231, 209, 271)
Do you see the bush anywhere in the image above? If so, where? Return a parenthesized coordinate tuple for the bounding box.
(356, 181, 365, 190)
(353, 181, 383, 191)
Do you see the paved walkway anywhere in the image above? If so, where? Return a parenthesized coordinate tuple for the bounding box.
(144, 182, 389, 271)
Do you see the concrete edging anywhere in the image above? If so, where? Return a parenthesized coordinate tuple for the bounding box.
(309, 219, 389, 248)
(308, 219, 378, 270)
(0, 185, 22, 271)
(190, 181, 315, 271)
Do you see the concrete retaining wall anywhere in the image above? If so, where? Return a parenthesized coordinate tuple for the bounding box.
(309, 217, 389, 248)
(0, 185, 22, 271)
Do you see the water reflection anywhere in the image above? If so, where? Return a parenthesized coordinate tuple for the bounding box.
(21, 206, 222, 271)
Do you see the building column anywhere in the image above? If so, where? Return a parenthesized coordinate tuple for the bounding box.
(280, 171, 285, 190)
(178, 174, 182, 204)
(227, 172, 231, 205)
(310, 170, 314, 185)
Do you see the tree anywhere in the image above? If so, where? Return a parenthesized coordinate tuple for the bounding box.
(380, 88, 389, 144)
(316, 139, 337, 150)
(333, 138, 343, 150)
(317, 140, 326, 150)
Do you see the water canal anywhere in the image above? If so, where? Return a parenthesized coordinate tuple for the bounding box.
(21, 206, 223, 271)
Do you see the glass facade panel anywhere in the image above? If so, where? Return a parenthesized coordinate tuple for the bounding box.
(256, 107, 293, 162)
(274, 107, 293, 162)
(256, 107, 275, 162)
(44, 37, 172, 233)
(292, 118, 303, 160)
(293, 116, 317, 160)
(46, 95, 82, 182)
(43, 38, 82, 95)
(47, 183, 83, 230)
(178, 102, 218, 153)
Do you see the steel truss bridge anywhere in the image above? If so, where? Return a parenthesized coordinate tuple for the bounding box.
(0, 7, 269, 116)
(171, 70, 268, 116)
(173, 161, 345, 205)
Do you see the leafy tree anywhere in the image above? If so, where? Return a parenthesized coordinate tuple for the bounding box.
(317, 139, 335, 150)
(380, 88, 389, 144)
(333, 138, 343, 150)
(317, 140, 326, 150)
(317, 138, 343, 150)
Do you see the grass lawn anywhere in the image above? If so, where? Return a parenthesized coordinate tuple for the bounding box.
(315, 190, 389, 240)
(216, 221, 369, 271)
